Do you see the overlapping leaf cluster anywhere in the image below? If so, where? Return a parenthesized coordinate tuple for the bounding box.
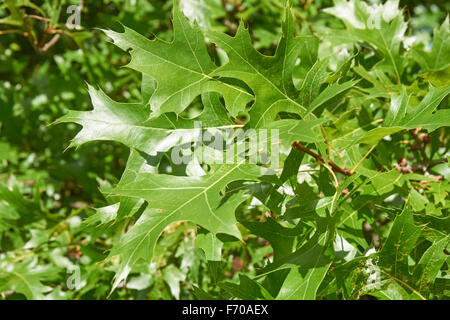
(0, 0, 186, 300)
(57, 0, 449, 300)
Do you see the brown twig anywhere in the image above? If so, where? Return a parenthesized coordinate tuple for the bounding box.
(24, 14, 50, 22)
(39, 34, 61, 52)
(0, 29, 27, 36)
(292, 141, 351, 175)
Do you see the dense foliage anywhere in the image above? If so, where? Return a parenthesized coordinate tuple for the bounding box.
(0, 0, 449, 300)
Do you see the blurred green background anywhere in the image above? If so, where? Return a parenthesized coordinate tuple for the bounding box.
(0, 0, 448, 299)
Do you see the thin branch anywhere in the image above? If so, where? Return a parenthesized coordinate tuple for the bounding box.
(292, 141, 351, 175)
(326, 141, 345, 165)
(0, 29, 27, 35)
(39, 34, 61, 52)
(47, 29, 65, 34)
(320, 125, 331, 159)
(24, 14, 50, 22)
(320, 160, 339, 189)
(350, 144, 376, 174)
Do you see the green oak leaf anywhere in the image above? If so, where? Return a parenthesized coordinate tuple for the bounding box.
(0, 258, 55, 300)
(219, 275, 273, 300)
(56, 86, 235, 153)
(275, 263, 330, 300)
(103, 163, 263, 290)
(206, 6, 307, 127)
(413, 17, 450, 74)
(102, 4, 253, 117)
(379, 207, 422, 280)
(412, 237, 449, 297)
(325, 0, 407, 83)
(356, 85, 450, 144)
